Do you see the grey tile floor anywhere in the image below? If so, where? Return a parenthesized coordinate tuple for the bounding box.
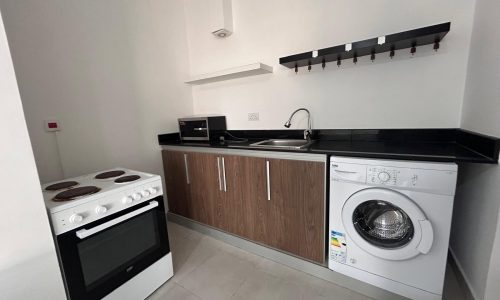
(148, 222, 466, 300)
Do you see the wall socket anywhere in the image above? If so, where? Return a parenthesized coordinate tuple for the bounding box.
(248, 112, 259, 121)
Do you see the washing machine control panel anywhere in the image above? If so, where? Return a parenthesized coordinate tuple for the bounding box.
(368, 166, 423, 187)
(331, 158, 457, 193)
(368, 167, 400, 186)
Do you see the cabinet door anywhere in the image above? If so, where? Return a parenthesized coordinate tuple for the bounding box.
(187, 152, 223, 227)
(162, 150, 190, 217)
(219, 155, 266, 240)
(263, 158, 325, 264)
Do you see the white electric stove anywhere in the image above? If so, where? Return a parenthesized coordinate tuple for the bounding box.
(42, 168, 173, 300)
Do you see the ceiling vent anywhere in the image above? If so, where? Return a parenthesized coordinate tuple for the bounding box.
(209, 0, 233, 38)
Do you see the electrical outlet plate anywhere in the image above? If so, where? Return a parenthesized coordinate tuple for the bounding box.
(248, 113, 259, 121)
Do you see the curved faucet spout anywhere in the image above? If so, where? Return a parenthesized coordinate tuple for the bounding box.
(283, 108, 312, 140)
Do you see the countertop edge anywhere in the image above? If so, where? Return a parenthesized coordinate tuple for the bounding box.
(158, 129, 500, 164)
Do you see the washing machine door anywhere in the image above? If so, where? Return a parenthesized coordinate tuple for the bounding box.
(342, 188, 434, 261)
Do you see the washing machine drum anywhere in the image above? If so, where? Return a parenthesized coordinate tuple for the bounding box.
(353, 200, 414, 248)
(342, 188, 434, 261)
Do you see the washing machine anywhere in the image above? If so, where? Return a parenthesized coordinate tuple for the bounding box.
(328, 156, 457, 300)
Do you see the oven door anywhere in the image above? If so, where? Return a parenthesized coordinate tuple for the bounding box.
(57, 196, 170, 300)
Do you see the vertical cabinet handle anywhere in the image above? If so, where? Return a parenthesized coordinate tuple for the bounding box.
(266, 160, 271, 201)
(222, 157, 227, 192)
(217, 157, 222, 191)
(184, 154, 190, 184)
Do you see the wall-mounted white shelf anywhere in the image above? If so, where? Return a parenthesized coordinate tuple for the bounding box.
(185, 63, 273, 85)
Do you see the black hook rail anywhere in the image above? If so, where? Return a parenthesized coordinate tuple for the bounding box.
(279, 22, 451, 71)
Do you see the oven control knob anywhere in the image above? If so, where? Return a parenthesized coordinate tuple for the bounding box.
(141, 190, 150, 197)
(148, 187, 158, 195)
(69, 214, 84, 224)
(132, 193, 141, 201)
(95, 205, 107, 215)
(122, 196, 133, 204)
(378, 172, 390, 182)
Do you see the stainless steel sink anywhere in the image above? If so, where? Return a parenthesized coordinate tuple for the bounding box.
(250, 139, 313, 150)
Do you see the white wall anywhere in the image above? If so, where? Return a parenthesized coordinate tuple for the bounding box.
(0, 9, 66, 299)
(185, 0, 475, 130)
(451, 0, 500, 299)
(452, 163, 500, 300)
(0, 0, 193, 183)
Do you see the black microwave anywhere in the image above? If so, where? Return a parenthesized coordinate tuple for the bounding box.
(178, 116, 226, 141)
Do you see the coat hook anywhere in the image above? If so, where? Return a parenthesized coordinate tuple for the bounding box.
(337, 56, 341, 67)
(294, 63, 298, 74)
(390, 46, 395, 59)
(307, 61, 311, 72)
(433, 40, 440, 51)
(353, 54, 358, 64)
(411, 42, 417, 55)
(370, 51, 376, 62)
(322, 58, 326, 69)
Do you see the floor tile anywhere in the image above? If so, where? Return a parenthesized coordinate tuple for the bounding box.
(148, 282, 202, 300)
(256, 257, 328, 292)
(443, 263, 466, 300)
(153, 222, 465, 300)
(176, 249, 257, 300)
(168, 222, 205, 242)
(215, 240, 264, 267)
(170, 236, 221, 284)
(231, 270, 302, 300)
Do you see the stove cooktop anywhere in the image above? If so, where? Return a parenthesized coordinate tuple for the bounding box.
(42, 168, 158, 213)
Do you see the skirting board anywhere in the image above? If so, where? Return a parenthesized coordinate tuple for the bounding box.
(167, 212, 403, 300)
(448, 248, 477, 300)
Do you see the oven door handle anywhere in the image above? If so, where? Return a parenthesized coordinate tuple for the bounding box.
(75, 201, 159, 240)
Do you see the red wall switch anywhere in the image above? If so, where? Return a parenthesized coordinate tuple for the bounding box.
(45, 120, 61, 132)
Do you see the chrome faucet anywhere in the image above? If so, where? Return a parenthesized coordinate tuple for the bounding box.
(284, 108, 312, 140)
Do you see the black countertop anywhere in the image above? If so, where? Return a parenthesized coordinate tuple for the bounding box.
(158, 129, 500, 164)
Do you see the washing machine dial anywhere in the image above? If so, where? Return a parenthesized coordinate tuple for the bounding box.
(378, 171, 391, 182)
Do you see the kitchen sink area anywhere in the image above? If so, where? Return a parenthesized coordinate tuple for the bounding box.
(250, 139, 314, 149)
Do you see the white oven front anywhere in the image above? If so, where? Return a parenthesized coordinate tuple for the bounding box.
(56, 196, 170, 300)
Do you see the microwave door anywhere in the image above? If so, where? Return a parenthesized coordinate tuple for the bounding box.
(179, 120, 209, 140)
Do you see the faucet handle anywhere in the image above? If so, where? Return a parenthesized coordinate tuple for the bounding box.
(304, 129, 312, 140)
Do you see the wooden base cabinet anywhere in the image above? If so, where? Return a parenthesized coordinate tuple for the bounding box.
(261, 158, 325, 263)
(162, 150, 221, 226)
(161, 150, 190, 217)
(219, 155, 267, 241)
(186, 152, 222, 227)
(162, 149, 326, 264)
